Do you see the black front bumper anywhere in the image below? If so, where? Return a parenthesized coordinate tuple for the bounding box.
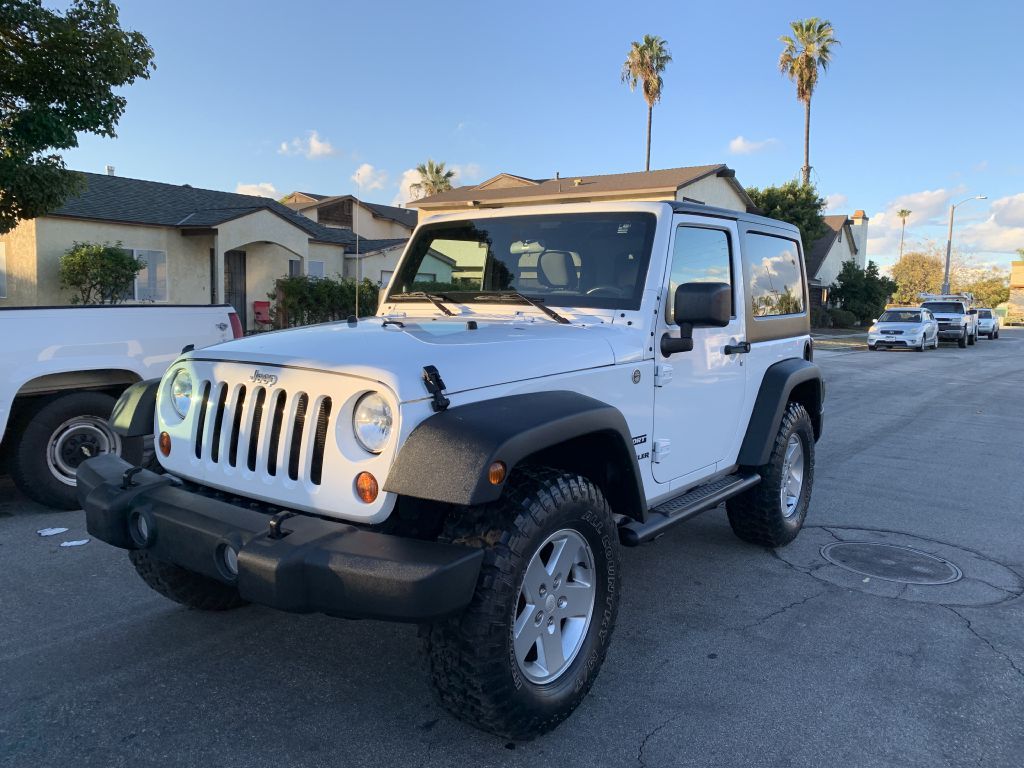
(77, 455, 483, 622)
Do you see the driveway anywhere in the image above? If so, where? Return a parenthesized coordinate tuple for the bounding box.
(2, 331, 1022, 768)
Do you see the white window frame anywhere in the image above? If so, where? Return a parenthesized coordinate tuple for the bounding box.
(131, 248, 168, 302)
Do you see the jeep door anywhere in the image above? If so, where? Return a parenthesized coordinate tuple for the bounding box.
(652, 217, 746, 484)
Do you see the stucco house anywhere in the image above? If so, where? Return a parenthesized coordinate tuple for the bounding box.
(406, 164, 756, 218)
(805, 211, 869, 312)
(1008, 260, 1024, 322)
(0, 171, 405, 329)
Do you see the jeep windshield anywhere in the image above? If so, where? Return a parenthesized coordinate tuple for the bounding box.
(878, 310, 922, 323)
(387, 212, 657, 310)
(921, 302, 964, 314)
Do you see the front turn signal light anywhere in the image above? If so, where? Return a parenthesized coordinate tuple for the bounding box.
(488, 461, 507, 485)
(158, 431, 171, 457)
(355, 472, 379, 503)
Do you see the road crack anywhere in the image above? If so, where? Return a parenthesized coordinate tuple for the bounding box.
(943, 605, 1024, 682)
(736, 590, 829, 631)
(637, 717, 676, 767)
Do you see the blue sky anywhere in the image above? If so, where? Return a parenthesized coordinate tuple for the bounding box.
(64, 0, 1024, 269)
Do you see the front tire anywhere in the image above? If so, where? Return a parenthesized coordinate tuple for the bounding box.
(958, 330, 968, 348)
(727, 402, 815, 547)
(129, 550, 247, 611)
(423, 468, 620, 740)
(968, 331, 976, 345)
(10, 391, 140, 510)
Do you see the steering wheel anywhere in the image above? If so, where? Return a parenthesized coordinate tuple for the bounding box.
(585, 285, 625, 298)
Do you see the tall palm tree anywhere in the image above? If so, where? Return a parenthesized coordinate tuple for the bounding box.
(778, 18, 840, 186)
(621, 35, 672, 172)
(410, 159, 455, 199)
(897, 208, 912, 260)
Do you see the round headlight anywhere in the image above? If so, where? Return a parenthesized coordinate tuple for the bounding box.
(169, 369, 192, 418)
(352, 392, 392, 454)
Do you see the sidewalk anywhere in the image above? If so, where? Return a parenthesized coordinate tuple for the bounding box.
(812, 329, 867, 350)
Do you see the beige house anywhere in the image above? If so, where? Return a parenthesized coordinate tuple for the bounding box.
(806, 211, 870, 311)
(407, 164, 755, 218)
(1008, 261, 1024, 321)
(0, 172, 406, 330)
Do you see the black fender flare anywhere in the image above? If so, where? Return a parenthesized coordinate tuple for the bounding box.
(738, 359, 824, 467)
(383, 390, 648, 518)
(109, 378, 160, 438)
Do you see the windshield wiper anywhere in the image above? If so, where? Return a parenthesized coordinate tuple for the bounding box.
(475, 291, 571, 325)
(390, 291, 455, 316)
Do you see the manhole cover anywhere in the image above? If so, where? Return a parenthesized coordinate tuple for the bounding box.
(820, 541, 963, 585)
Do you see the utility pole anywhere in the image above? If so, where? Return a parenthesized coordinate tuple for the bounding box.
(942, 195, 987, 294)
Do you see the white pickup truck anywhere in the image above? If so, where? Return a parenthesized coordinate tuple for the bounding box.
(0, 305, 240, 509)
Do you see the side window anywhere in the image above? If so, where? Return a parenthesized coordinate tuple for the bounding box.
(745, 233, 804, 317)
(668, 226, 733, 318)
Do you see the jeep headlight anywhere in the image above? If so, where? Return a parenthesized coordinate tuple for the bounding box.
(169, 369, 192, 419)
(352, 392, 392, 454)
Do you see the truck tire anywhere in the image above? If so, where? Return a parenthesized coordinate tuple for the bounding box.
(129, 550, 247, 611)
(423, 468, 620, 740)
(967, 331, 976, 346)
(10, 391, 146, 510)
(958, 330, 968, 349)
(727, 402, 815, 547)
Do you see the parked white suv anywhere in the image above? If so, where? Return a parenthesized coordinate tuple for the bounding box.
(976, 308, 1000, 339)
(0, 305, 239, 508)
(78, 202, 824, 739)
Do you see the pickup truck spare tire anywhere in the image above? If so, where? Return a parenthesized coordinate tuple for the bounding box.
(10, 391, 147, 510)
(423, 468, 620, 740)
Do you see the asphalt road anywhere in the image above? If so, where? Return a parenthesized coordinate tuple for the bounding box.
(2, 330, 1022, 768)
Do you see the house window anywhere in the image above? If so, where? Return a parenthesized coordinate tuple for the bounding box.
(288, 260, 302, 277)
(307, 260, 325, 279)
(380, 269, 393, 287)
(745, 233, 805, 317)
(133, 249, 167, 302)
(0, 242, 7, 298)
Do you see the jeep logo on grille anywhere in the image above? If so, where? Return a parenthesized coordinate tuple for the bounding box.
(249, 369, 278, 387)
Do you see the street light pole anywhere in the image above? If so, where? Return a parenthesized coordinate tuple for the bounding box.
(942, 194, 987, 294)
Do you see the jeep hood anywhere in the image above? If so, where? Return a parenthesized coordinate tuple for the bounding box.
(193, 318, 625, 402)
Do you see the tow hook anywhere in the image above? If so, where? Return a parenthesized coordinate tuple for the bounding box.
(120, 466, 145, 489)
(267, 510, 298, 539)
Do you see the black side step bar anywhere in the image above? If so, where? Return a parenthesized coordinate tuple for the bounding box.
(618, 472, 761, 546)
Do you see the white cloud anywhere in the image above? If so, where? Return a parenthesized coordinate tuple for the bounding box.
(393, 168, 421, 206)
(728, 135, 777, 155)
(351, 163, 388, 191)
(450, 163, 481, 184)
(235, 182, 278, 198)
(825, 193, 848, 213)
(277, 130, 338, 159)
(864, 186, 967, 263)
(960, 193, 1024, 252)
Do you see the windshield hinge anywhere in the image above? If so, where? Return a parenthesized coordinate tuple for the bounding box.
(654, 364, 673, 387)
(422, 365, 450, 413)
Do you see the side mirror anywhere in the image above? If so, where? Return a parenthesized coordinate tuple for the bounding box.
(872, 318, 878, 323)
(662, 282, 731, 355)
(968, 309, 977, 315)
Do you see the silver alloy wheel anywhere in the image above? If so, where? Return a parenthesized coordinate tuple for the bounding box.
(513, 528, 596, 685)
(779, 434, 805, 518)
(46, 416, 122, 486)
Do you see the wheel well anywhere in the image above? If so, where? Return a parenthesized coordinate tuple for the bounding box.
(788, 378, 822, 441)
(518, 430, 644, 522)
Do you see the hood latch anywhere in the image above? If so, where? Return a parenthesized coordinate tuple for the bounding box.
(422, 365, 450, 413)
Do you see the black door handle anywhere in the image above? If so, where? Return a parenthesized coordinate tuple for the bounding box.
(724, 341, 751, 355)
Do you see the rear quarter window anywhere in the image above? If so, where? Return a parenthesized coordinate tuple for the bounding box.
(745, 233, 805, 317)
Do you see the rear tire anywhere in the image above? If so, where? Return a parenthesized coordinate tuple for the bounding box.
(129, 550, 247, 611)
(968, 331, 976, 346)
(727, 402, 814, 547)
(423, 468, 620, 740)
(10, 391, 131, 510)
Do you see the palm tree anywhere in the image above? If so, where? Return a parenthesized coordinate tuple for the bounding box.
(621, 35, 672, 172)
(778, 18, 840, 186)
(897, 209, 912, 260)
(410, 159, 455, 199)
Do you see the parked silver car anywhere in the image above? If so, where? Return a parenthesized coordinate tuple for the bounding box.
(868, 307, 939, 351)
(976, 308, 1000, 339)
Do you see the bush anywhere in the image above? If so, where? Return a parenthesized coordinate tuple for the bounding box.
(59, 241, 145, 304)
(828, 308, 857, 328)
(811, 307, 832, 328)
(271, 275, 379, 327)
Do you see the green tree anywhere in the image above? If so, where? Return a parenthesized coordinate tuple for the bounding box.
(897, 208, 911, 260)
(59, 241, 144, 304)
(778, 18, 840, 186)
(409, 159, 455, 199)
(745, 180, 827, 255)
(890, 251, 944, 304)
(829, 259, 896, 323)
(0, 0, 155, 234)
(621, 34, 672, 172)
(959, 268, 1010, 307)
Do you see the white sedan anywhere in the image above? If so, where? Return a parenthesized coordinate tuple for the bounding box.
(868, 307, 939, 351)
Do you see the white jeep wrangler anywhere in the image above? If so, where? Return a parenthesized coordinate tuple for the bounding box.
(79, 201, 824, 739)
